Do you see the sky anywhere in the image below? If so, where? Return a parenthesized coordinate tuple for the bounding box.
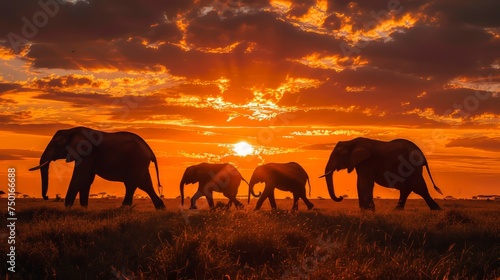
(0, 0, 499, 201)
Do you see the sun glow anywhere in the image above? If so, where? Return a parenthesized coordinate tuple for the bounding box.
(232, 141, 254, 156)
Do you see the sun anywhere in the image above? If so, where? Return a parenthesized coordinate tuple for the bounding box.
(233, 141, 254, 156)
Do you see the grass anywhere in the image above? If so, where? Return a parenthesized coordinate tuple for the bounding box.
(1, 198, 499, 279)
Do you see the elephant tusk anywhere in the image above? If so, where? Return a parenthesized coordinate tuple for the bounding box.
(318, 170, 333, 178)
(29, 161, 49, 171)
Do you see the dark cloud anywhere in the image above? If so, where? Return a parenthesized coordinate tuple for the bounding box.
(446, 136, 500, 152)
(412, 88, 500, 116)
(363, 24, 498, 81)
(0, 0, 498, 130)
(287, 0, 316, 18)
(32, 75, 101, 89)
(34, 91, 115, 107)
(187, 11, 342, 58)
(429, 0, 500, 28)
(301, 143, 337, 150)
(0, 0, 191, 47)
(0, 82, 22, 94)
(0, 123, 73, 135)
(0, 149, 41, 160)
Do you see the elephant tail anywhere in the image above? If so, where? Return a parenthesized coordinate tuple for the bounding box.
(306, 177, 312, 197)
(241, 176, 250, 186)
(151, 154, 163, 196)
(248, 184, 262, 204)
(424, 162, 443, 195)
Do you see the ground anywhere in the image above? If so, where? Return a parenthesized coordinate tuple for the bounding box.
(1, 198, 499, 279)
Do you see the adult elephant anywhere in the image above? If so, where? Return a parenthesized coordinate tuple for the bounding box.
(320, 137, 443, 211)
(180, 163, 248, 210)
(248, 162, 314, 211)
(29, 127, 165, 209)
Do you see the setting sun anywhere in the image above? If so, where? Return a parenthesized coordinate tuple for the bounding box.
(232, 141, 254, 156)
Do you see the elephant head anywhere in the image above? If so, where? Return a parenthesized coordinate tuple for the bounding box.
(320, 139, 371, 202)
(29, 127, 102, 200)
(180, 165, 201, 206)
(247, 165, 264, 204)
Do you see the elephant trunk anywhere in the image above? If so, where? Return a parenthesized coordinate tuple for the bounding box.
(40, 149, 53, 200)
(247, 184, 252, 204)
(40, 163, 50, 200)
(31, 148, 52, 200)
(325, 169, 343, 202)
(180, 179, 185, 206)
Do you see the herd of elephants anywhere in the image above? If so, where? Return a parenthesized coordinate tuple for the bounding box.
(29, 127, 444, 212)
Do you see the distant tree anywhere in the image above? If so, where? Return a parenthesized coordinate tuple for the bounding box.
(98, 192, 107, 198)
(342, 194, 349, 198)
(0, 190, 5, 198)
(55, 194, 62, 202)
(317, 196, 324, 200)
(285, 196, 291, 200)
(14, 191, 22, 198)
(23, 194, 29, 198)
(90, 194, 98, 198)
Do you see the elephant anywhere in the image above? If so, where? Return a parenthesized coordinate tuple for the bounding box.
(248, 162, 314, 211)
(320, 137, 443, 211)
(29, 127, 165, 209)
(180, 163, 249, 210)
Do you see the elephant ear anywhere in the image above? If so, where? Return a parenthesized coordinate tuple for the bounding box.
(65, 129, 91, 162)
(347, 145, 371, 173)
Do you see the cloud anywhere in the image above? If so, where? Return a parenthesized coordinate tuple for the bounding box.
(34, 91, 115, 107)
(0, 0, 498, 131)
(446, 136, 500, 152)
(0, 82, 22, 94)
(429, 0, 500, 28)
(301, 143, 337, 150)
(31, 74, 104, 89)
(0, 149, 41, 160)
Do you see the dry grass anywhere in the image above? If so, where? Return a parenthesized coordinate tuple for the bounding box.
(1, 198, 499, 279)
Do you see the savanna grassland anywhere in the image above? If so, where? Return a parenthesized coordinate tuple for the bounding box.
(1, 198, 499, 280)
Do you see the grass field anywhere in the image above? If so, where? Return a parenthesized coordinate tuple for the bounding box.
(1, 198, 499, 279)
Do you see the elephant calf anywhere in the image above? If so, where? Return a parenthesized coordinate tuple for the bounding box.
(180, 163, 248, 210)
(248, 162, 314, 211)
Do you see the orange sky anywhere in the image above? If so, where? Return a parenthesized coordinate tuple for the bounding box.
(0, 0, 499, 200)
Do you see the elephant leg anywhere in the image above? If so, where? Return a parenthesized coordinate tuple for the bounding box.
(123, 183, 137, 206)
(300, 194, 314, 210)
(190, 190, 204, 210)
(413, 178, 441, 210)
(228, 197, 243, 209)
(206, 191, 215, 209)
(137, 172, 165, 209)
(79, 173, 96, 208)
(233, 199, 244, 209)
(254, 189, 270, 210)
(357, 176, 375, 211)
(65, 187, 78, 207)
(292, 193, 299, 211)
(65, 163, 94, 208)
(268, 191, 277, 210)
(395, 188, 412, 210)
